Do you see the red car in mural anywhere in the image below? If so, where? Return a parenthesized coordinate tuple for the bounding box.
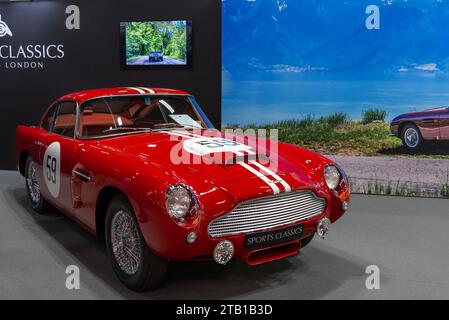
(15, 87, 350, 291)
(390, 106, 449, 150)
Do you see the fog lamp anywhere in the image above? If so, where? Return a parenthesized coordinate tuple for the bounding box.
(342, 201, 349, 211)
(316, 218, 331, 239)
(213, 240, 234, 265)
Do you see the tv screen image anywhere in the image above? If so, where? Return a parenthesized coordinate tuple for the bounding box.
(121, 20, 192, 66)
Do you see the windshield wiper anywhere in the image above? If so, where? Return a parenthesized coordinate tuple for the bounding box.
(103, 127, 153, 133)
(153, 125, 206, 131)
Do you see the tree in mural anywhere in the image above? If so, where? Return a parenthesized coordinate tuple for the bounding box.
(125, 21, 187, 61)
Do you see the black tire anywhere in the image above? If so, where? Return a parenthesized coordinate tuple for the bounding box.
(24, 155, 51, 214)
(300, 234, 314, 249)
(105, 194, 167, 291)
(401, 124, 423, 150)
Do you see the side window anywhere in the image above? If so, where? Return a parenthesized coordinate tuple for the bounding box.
(53, 101, 77, 138)
(80, 99, 118, 137)
(41, 105, 57, 132)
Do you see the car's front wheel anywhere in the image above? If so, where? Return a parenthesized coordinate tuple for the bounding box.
(401, 124, 423, 150)
(25, 155, 51, 214)
(105, 195, 168, 291)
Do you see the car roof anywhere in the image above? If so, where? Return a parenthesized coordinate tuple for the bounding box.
(58, 87, 190, 104)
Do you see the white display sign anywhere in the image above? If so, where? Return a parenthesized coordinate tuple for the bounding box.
(169, 114, 202, 129)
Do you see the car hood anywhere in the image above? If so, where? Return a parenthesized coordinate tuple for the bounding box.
(394, 106, 448, 120)
(97, 129, 327, 186)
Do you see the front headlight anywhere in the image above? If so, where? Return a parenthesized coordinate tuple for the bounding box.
(166, 185, 198, 222)
(324, 165, 341, 190)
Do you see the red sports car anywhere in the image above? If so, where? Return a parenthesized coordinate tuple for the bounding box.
(390, 106, 449, 150)
(15, 87, 350, 291)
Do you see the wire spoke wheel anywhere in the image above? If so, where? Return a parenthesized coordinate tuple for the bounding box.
(26, 161, 40, 205)
(110, 210, 143, 275)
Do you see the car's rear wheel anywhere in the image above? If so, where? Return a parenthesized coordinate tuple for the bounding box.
(25, 155, 51, 214)
(401, 124, 423, 150)
(105, 194, 167, 291)
(300, 234, 314, 249)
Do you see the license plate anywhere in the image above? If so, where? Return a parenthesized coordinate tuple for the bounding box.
(245, 224, 305, 249)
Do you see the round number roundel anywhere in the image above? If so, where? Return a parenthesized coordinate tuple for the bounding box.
(43, 142, 61, 198)
(183, 137, 252, 156)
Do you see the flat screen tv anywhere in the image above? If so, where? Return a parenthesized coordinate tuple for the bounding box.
(120, 20, 192, 67)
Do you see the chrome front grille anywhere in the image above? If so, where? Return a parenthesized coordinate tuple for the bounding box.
(208, 190, 326, 238)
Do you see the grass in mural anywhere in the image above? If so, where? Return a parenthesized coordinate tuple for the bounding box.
(226, 108, 449, 159)
(361, 108, 388, 124)
(350, 177, 449, 198)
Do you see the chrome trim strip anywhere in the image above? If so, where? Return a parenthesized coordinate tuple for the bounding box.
(72, 169, 91, 181)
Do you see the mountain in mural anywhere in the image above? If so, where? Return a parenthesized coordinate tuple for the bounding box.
(222, 0, 449, 74)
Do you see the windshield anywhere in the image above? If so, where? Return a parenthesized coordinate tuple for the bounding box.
(78, 95, 214, 138)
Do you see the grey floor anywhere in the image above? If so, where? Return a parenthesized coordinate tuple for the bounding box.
(1, 170, 449, 300)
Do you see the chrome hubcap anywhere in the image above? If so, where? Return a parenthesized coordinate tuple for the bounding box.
(111, 210, 142, 275)
(404, 128, 419, 148)
(26, 161, 40, 205)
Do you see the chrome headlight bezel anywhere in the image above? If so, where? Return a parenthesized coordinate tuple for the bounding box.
(165, 184, 199, 223)
(324, 165, 342, 190)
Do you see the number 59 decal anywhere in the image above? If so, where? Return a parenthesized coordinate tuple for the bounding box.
(43, 142, 61, 198)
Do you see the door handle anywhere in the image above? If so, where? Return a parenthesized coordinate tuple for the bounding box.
(34, 140, 44, 146)
(422, 119, 437, 124)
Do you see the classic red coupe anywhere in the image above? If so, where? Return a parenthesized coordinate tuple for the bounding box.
(390, 106, 449, 150)
(15, 87, 350, 291)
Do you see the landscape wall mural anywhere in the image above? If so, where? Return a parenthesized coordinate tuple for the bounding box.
(222, 0, 449, 198)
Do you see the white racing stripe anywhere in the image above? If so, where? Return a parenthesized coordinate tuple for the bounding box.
(245, 150, 292, 192)
(128, 87, 146, 94)
(163, 130, 290, 194)
(173, 132, 290, 189)
(138, 87, 156, 94)
(238, 161, 280, 194)
(233, 151, 282, 194)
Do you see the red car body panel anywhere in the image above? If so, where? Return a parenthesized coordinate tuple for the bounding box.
(391, 106, 449, 140)
(15, 87, 350, 265)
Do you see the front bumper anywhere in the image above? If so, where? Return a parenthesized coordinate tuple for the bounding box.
(140, 188, 349, 265)
(207, 216, 324, 266)
(390, 121, 400, 137)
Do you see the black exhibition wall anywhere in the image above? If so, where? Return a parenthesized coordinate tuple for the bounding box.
(0, 0, 221, 169)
